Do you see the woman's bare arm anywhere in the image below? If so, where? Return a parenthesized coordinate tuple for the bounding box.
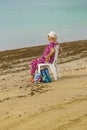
(46, 48, 55, 62)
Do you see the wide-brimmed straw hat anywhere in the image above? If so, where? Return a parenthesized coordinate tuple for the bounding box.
(47, 31, 57, 39)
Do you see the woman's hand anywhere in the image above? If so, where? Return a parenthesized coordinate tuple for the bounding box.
(46, 55, 50, 62)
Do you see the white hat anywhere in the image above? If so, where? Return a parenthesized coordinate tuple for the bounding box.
(48, 31, 57, 39)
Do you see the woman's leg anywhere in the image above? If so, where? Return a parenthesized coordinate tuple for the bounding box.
(30, 58, 45, 82)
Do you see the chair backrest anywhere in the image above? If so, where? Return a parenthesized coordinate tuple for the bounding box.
(53, 45, 59, 64)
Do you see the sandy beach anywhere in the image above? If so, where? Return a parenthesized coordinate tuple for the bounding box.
(0, 40, 87, 130)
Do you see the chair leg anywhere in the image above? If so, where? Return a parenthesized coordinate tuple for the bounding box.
(50, 64, 57, 80)
(55, 63, 61, 78)
(53, 65, 57, 80)
(38, 64, 41, 74)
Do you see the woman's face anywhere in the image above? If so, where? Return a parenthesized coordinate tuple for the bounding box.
(48, 35, 51, 41)
(48, 35, 56, 41)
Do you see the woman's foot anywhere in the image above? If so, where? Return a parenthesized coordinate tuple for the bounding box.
(27, 75, 34, 83)
(26, 79, 34, 83)
(30, 78, 34, 83)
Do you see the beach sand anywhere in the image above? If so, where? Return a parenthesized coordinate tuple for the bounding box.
(0, 40, 87, 130)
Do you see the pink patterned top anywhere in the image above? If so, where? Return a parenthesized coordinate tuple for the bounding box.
(41, 42, 59, 63)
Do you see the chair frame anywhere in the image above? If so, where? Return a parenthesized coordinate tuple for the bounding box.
(38, 45, 61, 80)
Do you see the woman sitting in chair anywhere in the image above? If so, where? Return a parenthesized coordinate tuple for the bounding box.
(29, 31, 60, 83)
